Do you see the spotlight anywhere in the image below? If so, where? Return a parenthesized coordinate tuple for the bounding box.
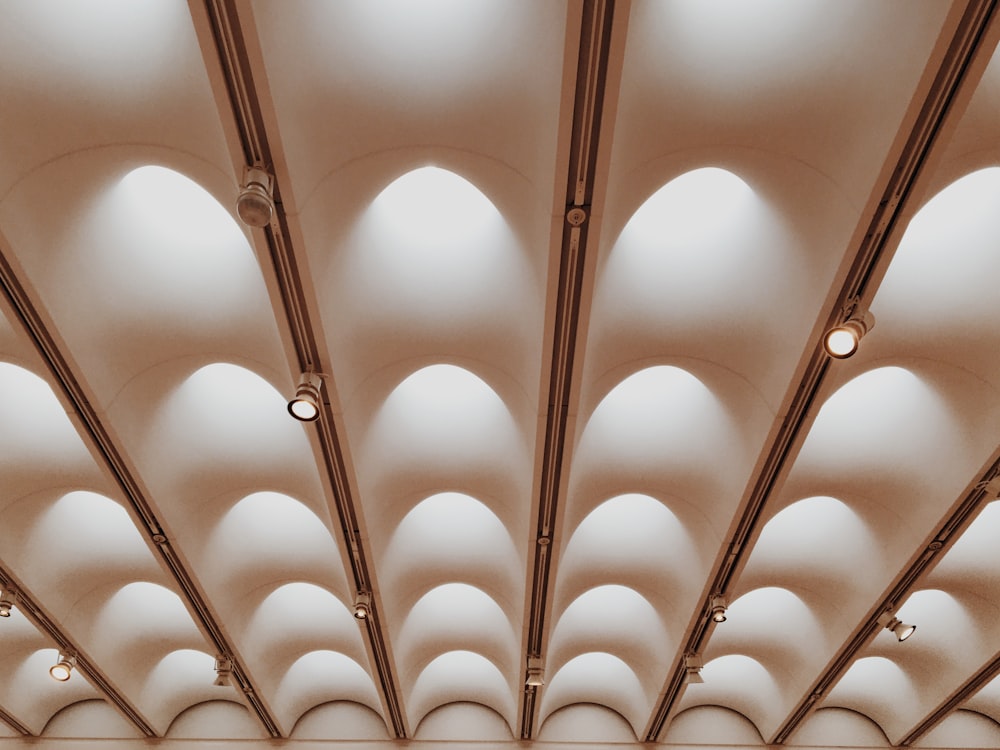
(214, 656, 233, 687)
(354, 592, 371, 620)
(710, 595, 727, 623)
(824, 310, 875, 359)
(878, 612, 916, 642)
(684, 654, 704, 685)
(236, 166, 275, 228)
(288, 372, 323, 421)
(49, 651, 76, 682)
(0, 589, 15, 617)
(526, 656, 544, 687)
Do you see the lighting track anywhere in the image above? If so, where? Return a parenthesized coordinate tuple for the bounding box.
(519, 0, 617, 739)
(200, 0, 406, 737)
(645, 0, 999, 741)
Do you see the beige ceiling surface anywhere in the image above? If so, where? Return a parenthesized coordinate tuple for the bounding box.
(0, 1, 999, 748)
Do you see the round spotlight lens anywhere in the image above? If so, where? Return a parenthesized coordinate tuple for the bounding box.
(0, 603, 11, 617)
(50, 664, 72, 682)
(237, 186, 274, 227)
(824, 326, 859, 358)
(288, 397, 319, 421)
(895, 623, 916, 642)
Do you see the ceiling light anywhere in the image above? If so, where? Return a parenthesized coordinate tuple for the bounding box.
(214, 656, 233, 687)
(49, 651, 76, 682)
(684, 654, 704, 685)
(710, 595, 727, 623)
(824, 310, 875, 359)
(288, 372, 323, 421)
(0, 589, 15, 617)
(354, 592, 371, 620)
(526, 656, 544, 687)
(236, 166, 275, 228)
(878, 612, 916, 642)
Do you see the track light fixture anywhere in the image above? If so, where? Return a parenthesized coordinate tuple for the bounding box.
(236, 165, 275, 228)
(354, 591, 371, 620)
(526, 656, 544, 687)
(288, 372, 323, 421)
(684, 654, 704, 685)
(49, 651, 76, 682)
(214, 656, 233, 687)
(710, 595, 728, 623)
(0, 589, 15, 617)
(824, 308, 875, 359)
(878, 612, 916, 642)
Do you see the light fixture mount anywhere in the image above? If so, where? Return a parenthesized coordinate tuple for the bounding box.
(684, 654, 704, 684)
(526, 656, 544, 687)
(236, 165, 275, 228)
(214, 655, 233, 687)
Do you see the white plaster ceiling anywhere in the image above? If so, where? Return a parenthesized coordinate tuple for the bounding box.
(0, 2, 999, 749)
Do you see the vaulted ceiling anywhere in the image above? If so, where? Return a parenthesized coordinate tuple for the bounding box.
(1, 2, 1000, 749)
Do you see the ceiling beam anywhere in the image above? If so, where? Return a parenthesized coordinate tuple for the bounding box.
(0, 567, 163, 736)
(645, 0, 999, 741)
(518, 0, 621, 739)
(0, 254, 166, 739)
(771, 460, 1000, 744)
(194, 0, 407, 737)
(0, 708, 29, 738)
(899, 646, 1000, 745)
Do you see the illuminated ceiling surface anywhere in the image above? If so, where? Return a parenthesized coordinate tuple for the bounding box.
(2, 2, 1000, 749)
